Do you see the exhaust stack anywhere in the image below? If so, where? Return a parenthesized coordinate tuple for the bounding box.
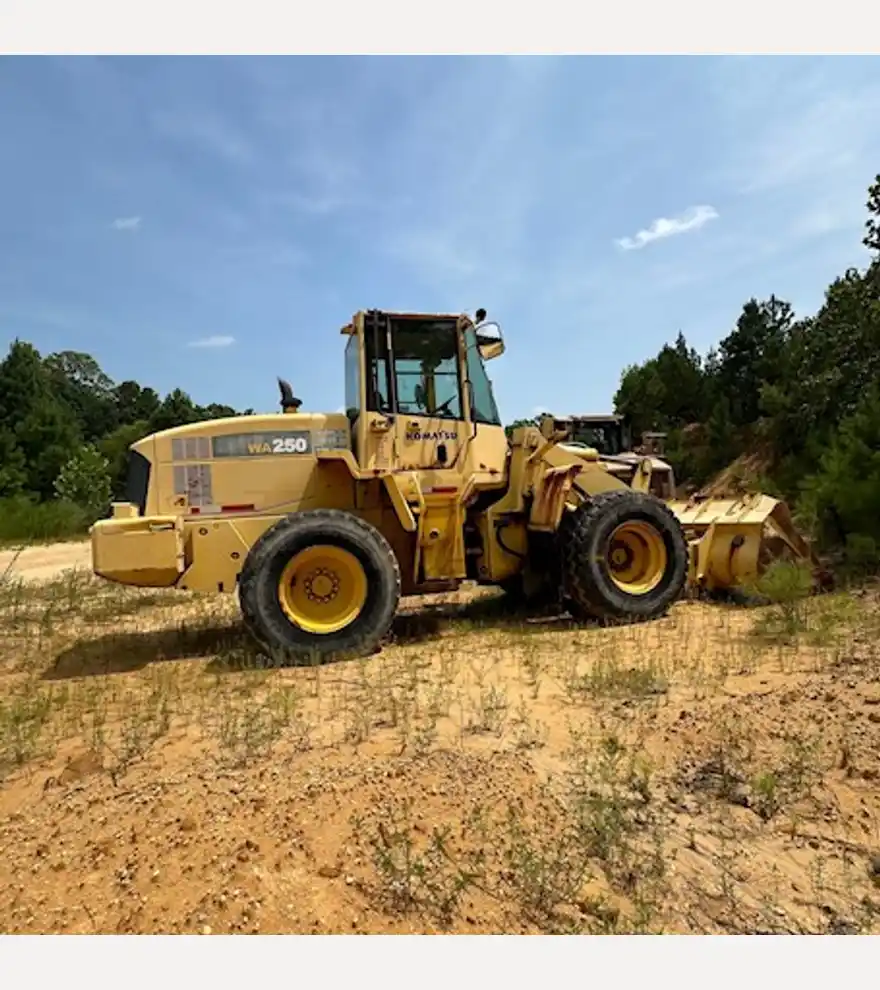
(278, 378, 303, 414)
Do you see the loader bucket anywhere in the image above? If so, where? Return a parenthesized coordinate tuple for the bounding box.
(665, 493, 823, 595)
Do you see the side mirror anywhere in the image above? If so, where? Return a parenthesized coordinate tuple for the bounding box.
(475, 320, 505, 361)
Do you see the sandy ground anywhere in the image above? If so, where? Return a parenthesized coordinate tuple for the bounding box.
(1, 556, 880, 935)
(0, 540, 91, 583)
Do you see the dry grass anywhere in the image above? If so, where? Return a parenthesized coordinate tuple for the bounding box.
(2, 562, 880, 934)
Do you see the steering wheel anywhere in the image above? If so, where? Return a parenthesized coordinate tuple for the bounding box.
(432, 395, 457, 416)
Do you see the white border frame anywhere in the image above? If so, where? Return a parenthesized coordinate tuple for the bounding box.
(1, 0, 877, 54)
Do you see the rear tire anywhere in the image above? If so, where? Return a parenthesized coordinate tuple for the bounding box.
(559, 489, 688, 622)
(239, 509, 401, 662)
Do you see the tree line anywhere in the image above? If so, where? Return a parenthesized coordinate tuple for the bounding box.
(0, 342, 246, 540)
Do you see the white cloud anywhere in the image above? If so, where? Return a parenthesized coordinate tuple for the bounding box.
(614, 205, 719, 252)
(187, 335, 235, 349)
(111, 215, 141, 231)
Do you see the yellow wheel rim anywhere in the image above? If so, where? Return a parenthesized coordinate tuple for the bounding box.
(606, 521, 668, 595)
(277, 544, 368, 635)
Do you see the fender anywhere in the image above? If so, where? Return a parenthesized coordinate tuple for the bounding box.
(316, 449, 417, 533)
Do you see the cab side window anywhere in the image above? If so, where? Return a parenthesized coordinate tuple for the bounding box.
(463, 328, 502, 426)
(344, 335, 361, 423)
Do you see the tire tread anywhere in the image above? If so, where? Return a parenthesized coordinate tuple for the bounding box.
(239, 508, 401, 662)
(558, 488, 688, 622)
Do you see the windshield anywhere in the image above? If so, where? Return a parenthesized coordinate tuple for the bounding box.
(570, 423, 624, 455)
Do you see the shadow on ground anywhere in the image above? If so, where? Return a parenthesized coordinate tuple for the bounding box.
(43, 593, 585, 681)
(43, 623, 251, 680)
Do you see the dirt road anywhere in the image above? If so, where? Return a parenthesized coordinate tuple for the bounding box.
(0, 540, 91, 583)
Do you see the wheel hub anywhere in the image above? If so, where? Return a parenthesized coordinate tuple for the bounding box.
(277, 544, 368, 635)
(303, 567, 340, 604)
(605, 520, 668, 595)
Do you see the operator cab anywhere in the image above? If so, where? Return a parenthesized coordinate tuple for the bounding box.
(341, 308, 506, 471)
(540, 414, 631, 456)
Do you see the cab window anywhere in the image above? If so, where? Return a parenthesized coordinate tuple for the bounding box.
(391, 319, 462, 420)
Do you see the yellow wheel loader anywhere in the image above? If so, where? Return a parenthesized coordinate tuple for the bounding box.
(90, 309, 817, 662)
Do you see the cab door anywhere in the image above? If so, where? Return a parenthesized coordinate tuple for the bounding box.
(387, 315, 471, 582)
(392, 338, 468, 478)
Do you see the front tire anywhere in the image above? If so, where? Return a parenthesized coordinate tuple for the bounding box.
(559, 489, 688, 622)
(239, 509, 401, 662)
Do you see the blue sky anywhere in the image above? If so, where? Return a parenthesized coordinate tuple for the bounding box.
(1, 55, 879, 421)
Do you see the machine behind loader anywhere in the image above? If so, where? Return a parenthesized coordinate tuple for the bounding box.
(90, 309, 817, 662)
(539, 413, 675, 498)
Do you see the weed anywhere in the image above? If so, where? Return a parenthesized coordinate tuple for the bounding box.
(0, 687, 52, 776)
(207, 683, 306, 767)
(114, 680, 173, 771)
(749, 560, 814, 640)
(510, 700, 549, 751)
(569, 657, 668, 702)
(361, 798, 487, 927)
(466, 682, 509, 736)
(500, 795, 594, 926)
(750, 771, 782, 821)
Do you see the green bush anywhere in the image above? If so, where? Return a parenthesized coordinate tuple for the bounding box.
(0, 496, 88, 545)
(841, 533, 880, 580)
(54, 443, 112, 519)
(747, 560, 814, 639)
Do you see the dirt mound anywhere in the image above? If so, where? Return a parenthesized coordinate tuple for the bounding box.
(696, 448, 776, 500)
